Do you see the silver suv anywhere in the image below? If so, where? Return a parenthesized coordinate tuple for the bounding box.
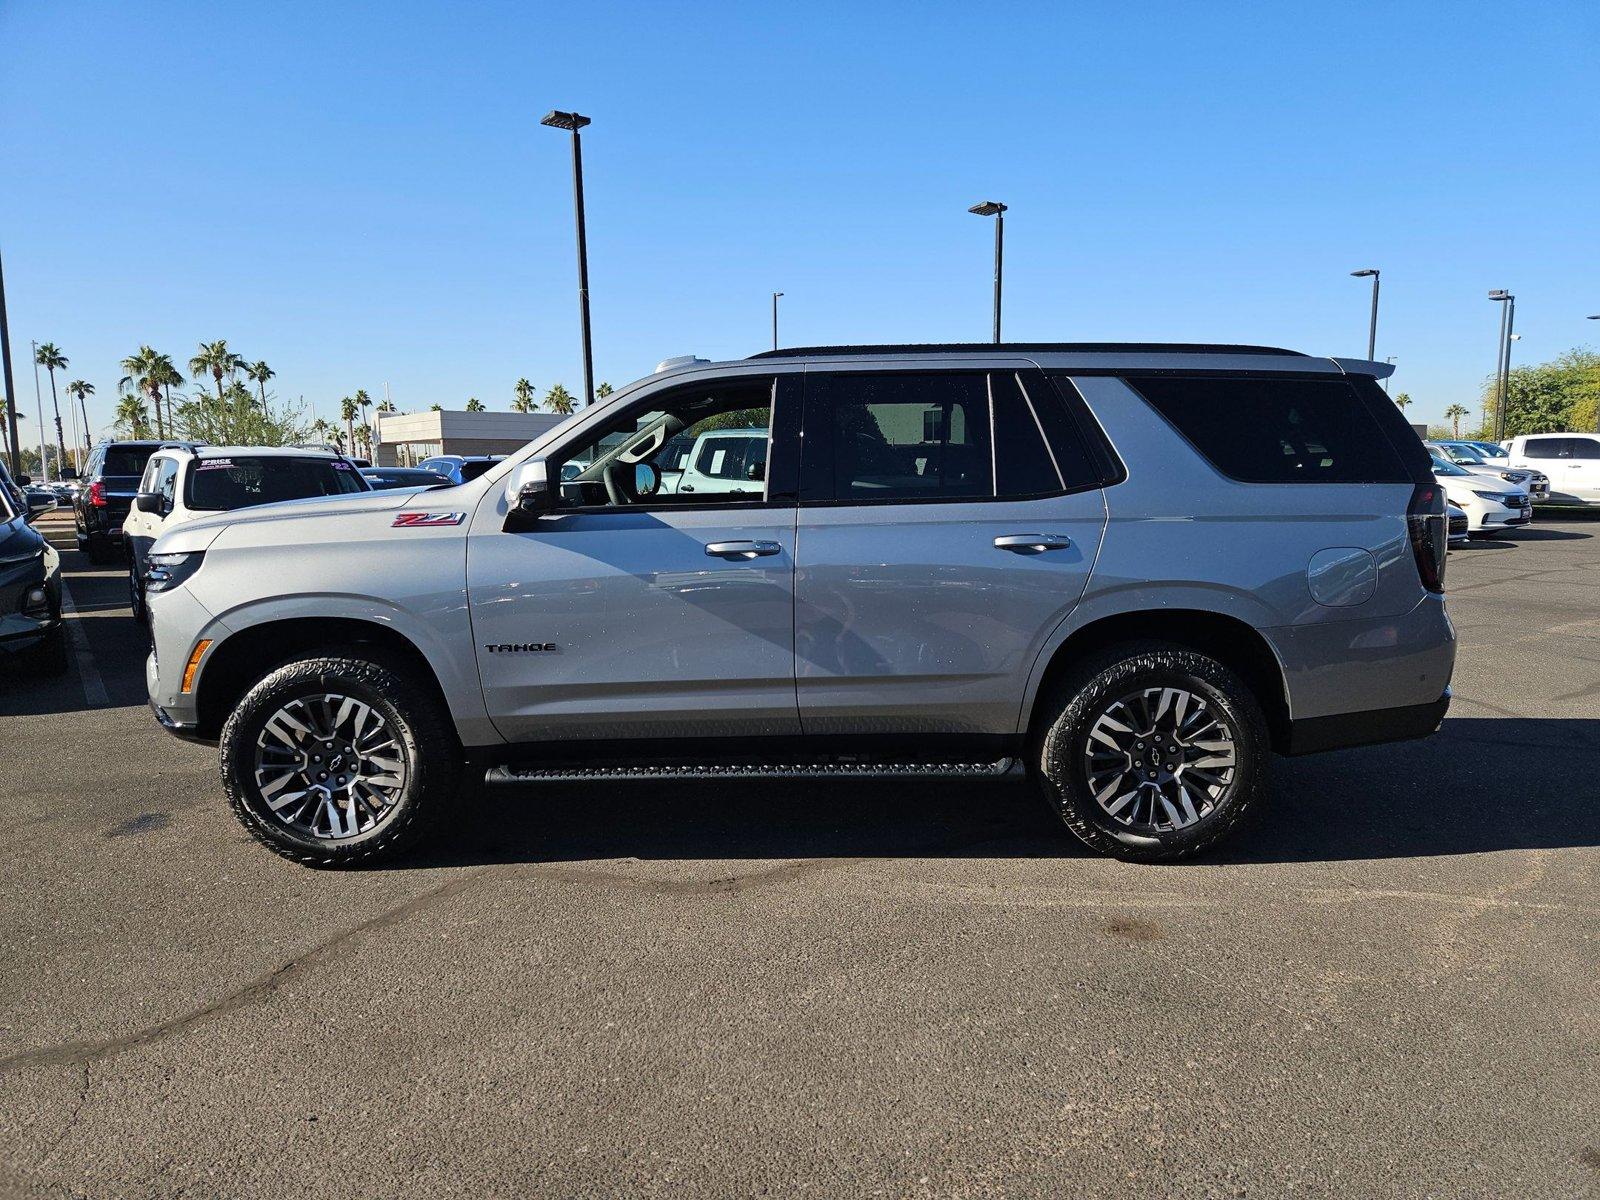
(143, 343, 1455, 866)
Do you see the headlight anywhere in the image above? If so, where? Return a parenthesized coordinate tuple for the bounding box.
(1471, 490, 1510, 503)
(144, 551, 205, 594)
(1498, 471, 1524, 482)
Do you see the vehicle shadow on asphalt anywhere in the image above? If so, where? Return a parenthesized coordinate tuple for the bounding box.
(397, 716, 1600, 870)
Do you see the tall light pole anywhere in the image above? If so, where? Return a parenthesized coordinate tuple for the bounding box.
(771, 292, 783, 351)
(1489, 290, 1515, 441)
(1350, 268, 1380, 360)
(541, 109, 595, 408)
(1590, 317, 1600, 432)
(0, 246, 19, 475)
(1383, 355, 1397, 395)
(969, 201, 1007, 342)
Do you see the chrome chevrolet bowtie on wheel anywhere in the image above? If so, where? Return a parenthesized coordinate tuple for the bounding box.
(1083, 686, 1237, 831)
(253, 694, 408, 840)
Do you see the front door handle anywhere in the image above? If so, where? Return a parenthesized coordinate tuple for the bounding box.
(705, 540, 782, 559)
(994, 533, 1072, 554)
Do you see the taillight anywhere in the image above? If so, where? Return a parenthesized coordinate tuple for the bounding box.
(87, 481, 106, 507)
(1407, 482, 1447, 593)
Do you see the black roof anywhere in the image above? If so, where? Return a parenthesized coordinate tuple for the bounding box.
(749, 342, 1307, 360)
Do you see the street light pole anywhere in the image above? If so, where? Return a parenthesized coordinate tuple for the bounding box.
(1489, 290, 1515, 442)
(1590, 316, 1600, 432)
(0, 246, 20, 475)
(969, 201, 1007, 342)
(541, 110, 595, 408)
(1350, 268, 1380, 360)
(772, 292, 783, 351)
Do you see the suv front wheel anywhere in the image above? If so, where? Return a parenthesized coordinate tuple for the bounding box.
(219, 652, 460, 867)
(1035, 641, 1268, 862)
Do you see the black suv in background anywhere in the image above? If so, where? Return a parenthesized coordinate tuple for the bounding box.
(73, 441, 171, 563)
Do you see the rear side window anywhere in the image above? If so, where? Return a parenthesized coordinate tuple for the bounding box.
(822, 373, 993, 500)
(103, 446, 157, 478)
(1129, 376, 1411, 483)
(990, 374, 1060, 497)
(186, 457, 366, 511)
(1524, 436, 1600, 460)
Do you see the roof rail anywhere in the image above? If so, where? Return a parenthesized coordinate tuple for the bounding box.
(749, 342, 1307, 360)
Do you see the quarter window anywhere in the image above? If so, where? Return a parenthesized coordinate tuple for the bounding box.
(1129, 376, 1411, 483)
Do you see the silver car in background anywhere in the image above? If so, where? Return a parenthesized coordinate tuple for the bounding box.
(142, 343, 1454, 867)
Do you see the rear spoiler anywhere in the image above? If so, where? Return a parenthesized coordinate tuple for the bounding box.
(1330, 357, 1396, 380)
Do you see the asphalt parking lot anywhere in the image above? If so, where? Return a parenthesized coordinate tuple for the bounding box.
(2, 511, 1597, 1198)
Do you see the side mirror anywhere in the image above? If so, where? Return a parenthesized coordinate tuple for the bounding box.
(15, 475, 31, 486)
(59, 468, 79, 481)
(135, 492, 164, 514)
(747, 459, 766, 482)
(502, 459, 553, 531)
(634, 461, 661, 497)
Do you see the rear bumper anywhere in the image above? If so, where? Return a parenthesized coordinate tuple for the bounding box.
(1283, 691, 1450, 756)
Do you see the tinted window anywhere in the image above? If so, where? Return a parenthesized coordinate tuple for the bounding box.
(1130, 376, 1411, 483)
(1039, 373, 1124, 487)
(818, 373, 992, 501)
(103, 446, 157, 478)
(185, 457, 366, 511)
(458, 459, 501, 482)
(1525, 436, 1600, 460)
(990, 374, 1060, 496)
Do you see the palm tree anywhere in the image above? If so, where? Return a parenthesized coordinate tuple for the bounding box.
(245, 361, 275, 406)
(1444, 403, 1469, 437)
(465, 397, 486, 412)
(155, 354, 183, 438)
(596, 381, 614, 402)
(1393, 392, 1412, 411)
(310, 417, 333, 446)
(189, 340, 246, 401)
(339, 395, 359, 452)
(354, 388, 372, 441)
(429, 403, 443, 412)
(34, 343, 69, 473)
(544, 383, 575, 415)
(65, 380, 95, 457)
(512, 378, 537, 412)
(114, 393, 151, 438)
(120, 347, 163, 439)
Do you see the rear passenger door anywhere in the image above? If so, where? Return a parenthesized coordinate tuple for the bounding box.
(793, 366, 1109, 737)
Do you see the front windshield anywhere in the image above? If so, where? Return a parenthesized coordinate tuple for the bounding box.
(1441, 444, 1488, 463)
(1431, 456, 1470, 477)
(186, 456, 367, 511)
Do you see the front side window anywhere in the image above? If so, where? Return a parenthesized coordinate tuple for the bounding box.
(553, 379, 774, 508)
(1130, 376, 1412, 483)
(157, 458, 180, 505)
(185, 457, 366, 511)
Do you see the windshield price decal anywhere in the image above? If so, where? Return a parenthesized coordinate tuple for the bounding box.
(392, 512, 466, 528)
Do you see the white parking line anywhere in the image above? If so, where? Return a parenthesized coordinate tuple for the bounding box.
(58, 576, 111, 708)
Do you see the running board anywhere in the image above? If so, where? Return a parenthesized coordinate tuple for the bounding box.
(484, 758, 1019, 785)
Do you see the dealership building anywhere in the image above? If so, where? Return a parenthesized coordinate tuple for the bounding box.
(374, 409, 572, 466)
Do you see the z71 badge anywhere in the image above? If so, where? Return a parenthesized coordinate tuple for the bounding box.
(392, 512, 466, 528)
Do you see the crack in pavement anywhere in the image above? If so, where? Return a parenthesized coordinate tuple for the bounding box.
(0, 869, 496, 1075)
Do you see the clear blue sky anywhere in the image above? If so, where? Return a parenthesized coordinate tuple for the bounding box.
(2, 0, 1596, 440)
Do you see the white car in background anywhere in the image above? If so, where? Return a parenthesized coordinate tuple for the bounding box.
(1430, 455, 1531, 538)
(123, 445, 369, 621)
(1502, 433, 1600, 506)
(1428, 441, 1550, 502)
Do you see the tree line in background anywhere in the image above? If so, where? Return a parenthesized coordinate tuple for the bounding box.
(1, 340, 614, 474)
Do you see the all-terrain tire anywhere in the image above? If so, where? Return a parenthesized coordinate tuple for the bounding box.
(1034, 640, 1269, 863)
(219, 653, 460, 868)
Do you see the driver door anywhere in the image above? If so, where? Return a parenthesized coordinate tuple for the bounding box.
(468, 371, 802, 744)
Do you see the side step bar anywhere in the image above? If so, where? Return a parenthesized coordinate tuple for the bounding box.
(485, 758, 1019, 785)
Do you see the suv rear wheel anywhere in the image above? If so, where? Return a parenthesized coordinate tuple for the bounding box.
(219, 653, 460, 867)
(1035, 641, 1268, 862)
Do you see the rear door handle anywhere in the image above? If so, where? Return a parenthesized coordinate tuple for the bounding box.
(705, 540, 782, 559)
(994, 533, 1072, 553)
